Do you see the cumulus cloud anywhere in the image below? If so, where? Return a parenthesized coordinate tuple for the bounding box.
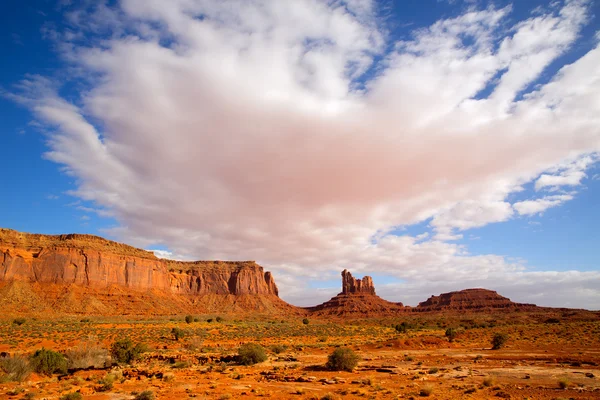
(10, 0, 600, 308)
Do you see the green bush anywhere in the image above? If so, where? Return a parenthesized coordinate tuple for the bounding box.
(110, 338, 147, 364)
(12, 318, 26, 326)
(215, 316, 224, 323)
(302, 318, 309, 325)
(60, 392, 82, 400)
(271, 345, 287, 354)
(184, 315, 194, 324)
(30, 348, 67, 375)
(326, 348, 360, 372)
(134, 390, 156, 400)
(0, 354, 31, 382)
(238, 343, 268, 365)
(491, 333, 509, 350)
(393, 321, 412, 333)
(171, 327, 186, 341)
(445, 327, 458, 342)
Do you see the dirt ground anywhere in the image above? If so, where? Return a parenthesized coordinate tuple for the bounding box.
(1, 313, 599, 399)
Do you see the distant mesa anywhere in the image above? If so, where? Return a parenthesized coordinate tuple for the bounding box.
(415, 288, 537, 312)
(0, 227, 575, 317)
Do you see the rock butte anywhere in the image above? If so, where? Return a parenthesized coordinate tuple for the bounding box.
(0, 227, 555, 316)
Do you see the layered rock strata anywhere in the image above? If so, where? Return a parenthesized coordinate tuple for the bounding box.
(0, 228, 297, 315)
(308, 270, 405, 316)
(415, 288, 536, 312)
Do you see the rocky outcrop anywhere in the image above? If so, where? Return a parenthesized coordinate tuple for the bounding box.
(308, 270, 405, 317)
(0, 228, 297, 315)
(342, 269, 375, 295)
(415, 288, 536, 312)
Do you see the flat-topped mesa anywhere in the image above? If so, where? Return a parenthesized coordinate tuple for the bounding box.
(341, 269, 375, 295)
(416, 288, 536, 312)
(0, 228, 279, 298)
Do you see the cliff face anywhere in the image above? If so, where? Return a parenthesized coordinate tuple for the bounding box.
(415, 288, 536, 312)
(0, 228, 278, 296)
(0, 228, 293, 315)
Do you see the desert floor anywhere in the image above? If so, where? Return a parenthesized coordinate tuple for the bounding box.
(1, 312, 599, 399)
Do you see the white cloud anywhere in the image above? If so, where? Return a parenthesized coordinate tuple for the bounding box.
(535, 155, 597, 190)
(11, 0, 600, 308)
(514, 194, 574, 215)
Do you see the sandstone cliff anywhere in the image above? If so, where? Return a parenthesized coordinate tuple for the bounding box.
(308, 270, 405, 316)
(415, 288, 536, 312)
(341, 269, 375, 295)
(0, 228, 298, 315)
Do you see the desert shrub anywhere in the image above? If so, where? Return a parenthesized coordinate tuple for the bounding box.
(184, 336, 204, 351)
(66, 341, 109, 370)
(271, 344, 287, 354)
(60, 392, 82, 400)
(97, 372, 121, 392)
(445, 327, 458, 342)
(302, 318, 309, 325)
(491, 333, 509, 350)
(321, 393, 339, 400)
(171, 327, 186, 341)
(483, 376, 495, 387)
(110, 338, 147, 364)
(419, 384, 434, 396)
(0, 354, 31, 382)
(545, 317, 561, 324)
(184, 315, 194, 324)
(30, 348, 67, 375)
(12, 318, 26, 326)
(428, 367, 439, 374)
(134, 390, 155, 400)
(238, 343, 267, 365)
(216, 316, 224, 323)
(207, 318, 213, 323)
(558, 377, 570, 389)
(394, 321, 412, 333)
(326, 348, 360, 372)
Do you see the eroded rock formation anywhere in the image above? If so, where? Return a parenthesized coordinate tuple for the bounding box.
(0, 228, 298, 315)
(308, 269, 405, 316)
(342, 269, 375, 295)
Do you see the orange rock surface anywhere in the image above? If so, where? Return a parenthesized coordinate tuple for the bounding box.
(0, 228, 298, 315)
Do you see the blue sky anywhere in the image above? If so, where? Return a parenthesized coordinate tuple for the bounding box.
(1, 0, 599, 308)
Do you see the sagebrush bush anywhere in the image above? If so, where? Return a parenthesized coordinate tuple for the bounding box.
(30, 348, 67, 376)
(66, 341, 109, 370)
(271, 344, 287, 354)
(302, 318, 309, 325)
(0, 354, 31, 382)
(326, 348, 360, 372)
(171, 327, 185, 341)
(491, 333, 509, 350)
(445, 327, 458, 342)
(60, 392, 82, 400)
(134, 390, 155, 400)
(110, 338, 148, 364)
(238, 343, 267, 365)
(419, 384, 434, 397)
(12, 318, 26, 326)
(184, 315, 194, 324)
